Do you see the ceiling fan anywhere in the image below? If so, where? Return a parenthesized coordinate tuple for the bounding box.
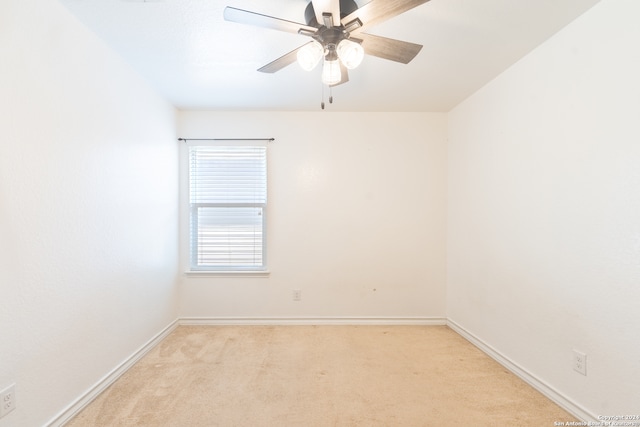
(224, 0, 430, 105)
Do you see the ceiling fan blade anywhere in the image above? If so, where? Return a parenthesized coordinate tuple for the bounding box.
(257, 43, 312, 73)
(341, 0, 430, 34)
(311, 0, 341, 27)
(357, 33, 423, 64)
(330, 63, 349, 87)
(224, 7, 318, 35)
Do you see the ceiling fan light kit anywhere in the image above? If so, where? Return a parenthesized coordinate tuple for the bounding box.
(322, 58, 342, 86)
(224, 0, 430, 106)
(297, 38, 363, 83)
(297, 41, 324, 71)
(336, 39, 364, 69)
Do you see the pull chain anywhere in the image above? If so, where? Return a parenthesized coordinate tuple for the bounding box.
(320, 85, 336, 109)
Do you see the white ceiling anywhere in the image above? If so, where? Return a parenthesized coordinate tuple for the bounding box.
(58, 0, 600, 111)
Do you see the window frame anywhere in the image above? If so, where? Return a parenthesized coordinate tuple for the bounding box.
(186, 141, 268, 274)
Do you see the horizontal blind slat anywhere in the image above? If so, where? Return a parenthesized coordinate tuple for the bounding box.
(189, 145, 266, 205)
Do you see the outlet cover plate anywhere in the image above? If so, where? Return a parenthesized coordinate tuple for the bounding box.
(573, 350, 587, 376)
(0, 384, 16, 418)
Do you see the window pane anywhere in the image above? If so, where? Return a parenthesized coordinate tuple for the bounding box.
(194, 206, 264, 268)
(189, 146, 266, 204)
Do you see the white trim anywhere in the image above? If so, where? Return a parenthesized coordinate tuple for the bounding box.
(446, 319, 597, 423)
(46, 320, 178, 427)
(179, 316, 447, 326)
(184, 139, 270, 147)
(184, 270, 270, 277)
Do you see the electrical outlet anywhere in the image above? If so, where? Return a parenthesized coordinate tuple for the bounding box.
(573, 350, 587, 376)
(292, 289, 301, 301)
(0, 384, 16, 418)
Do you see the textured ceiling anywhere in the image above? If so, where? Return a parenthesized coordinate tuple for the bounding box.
(58, 0, 600, 111)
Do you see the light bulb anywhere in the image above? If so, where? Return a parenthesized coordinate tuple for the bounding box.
(321, 58, 342, 85)
(337, 39, 364, 69)
(297, 41, 324, 71)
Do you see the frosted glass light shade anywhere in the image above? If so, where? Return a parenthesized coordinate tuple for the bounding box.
(321, 59, 342, 85)
(337, 39, 364, 69)
(297, 41, 324, 71)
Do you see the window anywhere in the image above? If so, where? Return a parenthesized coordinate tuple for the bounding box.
(188, 143, 267, 271)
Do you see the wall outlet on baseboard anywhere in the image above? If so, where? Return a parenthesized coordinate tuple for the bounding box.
(573, 350, 587, 376)
(0, 384, 16, 418)
(292, 289, 301, 301)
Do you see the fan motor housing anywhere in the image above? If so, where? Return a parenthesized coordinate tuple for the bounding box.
(304, 0, 359, 26)
(316, 27, 346, 47)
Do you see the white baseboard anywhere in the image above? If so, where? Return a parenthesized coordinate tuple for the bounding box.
(179, 316, 448, 326)
(47, 320, 178, 427)
(446, 319, 597, 423)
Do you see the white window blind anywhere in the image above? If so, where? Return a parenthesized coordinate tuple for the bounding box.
(189, 144, 267, 271)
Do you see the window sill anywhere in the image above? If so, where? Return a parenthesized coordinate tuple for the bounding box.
(184, 270, 270, 278)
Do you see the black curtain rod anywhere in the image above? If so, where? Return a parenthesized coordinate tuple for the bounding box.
(178, 138, 274, 142)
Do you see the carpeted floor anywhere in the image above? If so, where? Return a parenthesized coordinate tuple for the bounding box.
(67, 325, 578, 426)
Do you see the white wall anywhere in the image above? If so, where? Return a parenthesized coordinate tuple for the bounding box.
(178, 112, 447, 321)
(0, 1, 179, 426)
(448, 0, 640, 417)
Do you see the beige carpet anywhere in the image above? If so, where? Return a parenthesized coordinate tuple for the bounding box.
(67, 326, 577, 426)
